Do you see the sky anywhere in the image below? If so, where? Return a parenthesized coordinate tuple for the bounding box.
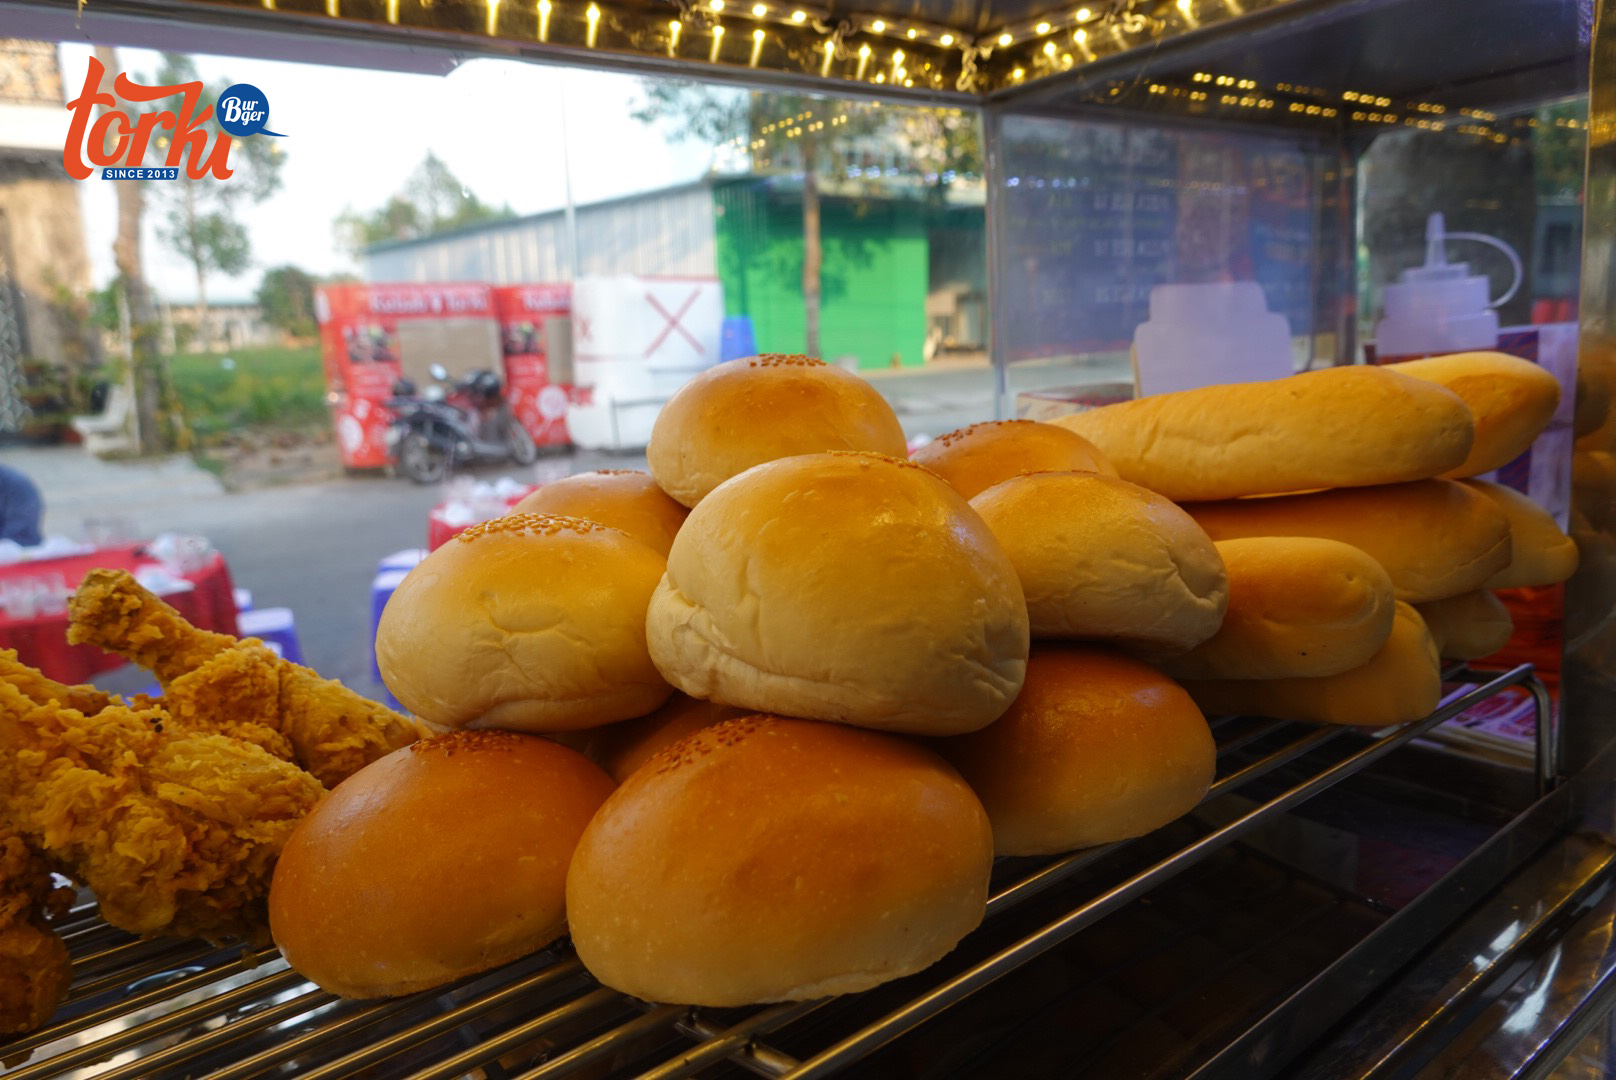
(55, 45, 730, 302)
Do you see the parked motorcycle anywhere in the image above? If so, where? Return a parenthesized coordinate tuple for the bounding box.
(385, 365, 538, 484)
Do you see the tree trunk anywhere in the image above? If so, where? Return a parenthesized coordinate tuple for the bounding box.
(801, 136, 822, 358)
(184, 178, 209, 352)
(93, 45, 166, 454)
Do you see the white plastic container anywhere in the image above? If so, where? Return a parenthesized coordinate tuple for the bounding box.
(1374, 212, 1521, 359)
(566, 275, 724, 450)
(1131, 282, 1293, 397)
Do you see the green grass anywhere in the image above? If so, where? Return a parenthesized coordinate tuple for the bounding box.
(168, 344, 328, 442)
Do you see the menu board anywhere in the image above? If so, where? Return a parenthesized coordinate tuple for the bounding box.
(996, 115, 1327, 363)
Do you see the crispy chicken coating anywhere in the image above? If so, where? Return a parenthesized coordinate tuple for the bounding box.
(0, 828, 72, 1037)
(67, 569, 418, 788)
(0, 678, 324, 943)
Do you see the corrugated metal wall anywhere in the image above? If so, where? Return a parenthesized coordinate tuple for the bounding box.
(363, 182, 720, 284)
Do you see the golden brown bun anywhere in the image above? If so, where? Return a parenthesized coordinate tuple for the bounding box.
(1050, 366, 1473, 501)
(270, 731, 613, 998)
(911, 420, 1116, 499)
(1385, 352, 1562, 477)
(566, 716, 993, 1005)
(647, 452, 1029, 735)
(647, 355, 907, 507)
(1416, 590, 1513, 660)
(1160, 537, 1394, 680)
(1183, 602, 1440, 727)
(511, 470, 688, 558)
(1184, 480, 1511, 603)
(936, 647, 1214, 855)
(1461, 480, 1579, 588)
(587, 694, 746, 783)
(376, 514, 673, 731)
(968, 472, 1226, 652)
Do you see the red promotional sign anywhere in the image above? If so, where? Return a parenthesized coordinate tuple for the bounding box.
(314, 283, 496, 468)
(493, 285, 573, 449)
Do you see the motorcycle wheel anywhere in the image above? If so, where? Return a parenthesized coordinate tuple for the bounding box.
(399, 432, 450, 484)
(506, 422, 539, 466)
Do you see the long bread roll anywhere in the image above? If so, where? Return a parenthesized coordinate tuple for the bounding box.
(1182, 602, 1440, 727)
(1051, 365, 1473, 501)
(1159, 537, 1395, 681)
(1460, 480, 1579, 589)
(1385, 352, 1561, 478)
(1415, 590, 1513, 660)
(1183, 479, 1511, 603)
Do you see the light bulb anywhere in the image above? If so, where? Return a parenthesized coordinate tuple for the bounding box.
(939, 32, 953, 44)
(1035, 20, 1050, 33)
(997, 31, 1012, 45)
(870, 18, 884, 30)
(791, 8, 805, 20)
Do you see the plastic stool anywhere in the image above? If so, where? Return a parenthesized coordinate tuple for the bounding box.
(378, 549, 427, 572)
(370, 569, 412, 684)
(237, 607, 304, 666)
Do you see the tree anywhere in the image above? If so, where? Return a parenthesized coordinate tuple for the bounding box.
(92, 45, 169, 453)
(147, 53, 285, 353)
(633, 83, 982, 357)
(256, 265, 318, 339)
(334, 152, 515, 254)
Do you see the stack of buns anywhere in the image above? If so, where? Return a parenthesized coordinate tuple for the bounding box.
(270, 349, 1576, 1010)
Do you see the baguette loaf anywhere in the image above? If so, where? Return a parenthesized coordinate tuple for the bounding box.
(1462, 480, 1579, 589)
(1385, 352, 1561, 477)
(1182, 602, 1440, 727)
(1415, 590, 1513, 660)
(1183, 480, 1511, 603)
(1159, 537, 1394, 681)
(1051, 365, 1473, 501)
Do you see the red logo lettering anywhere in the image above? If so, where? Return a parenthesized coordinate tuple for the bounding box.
(64, 56, 234, 181)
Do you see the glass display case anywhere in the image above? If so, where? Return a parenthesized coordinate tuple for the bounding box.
(1, 0, 1613, 1076)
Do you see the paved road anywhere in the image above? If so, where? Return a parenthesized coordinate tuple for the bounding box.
(14, 445, 645, 702)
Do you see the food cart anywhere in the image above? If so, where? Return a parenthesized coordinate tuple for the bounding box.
(3, 0, 1614, 1075)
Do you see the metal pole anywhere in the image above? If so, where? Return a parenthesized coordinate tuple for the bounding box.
(557, 69, 581, 282)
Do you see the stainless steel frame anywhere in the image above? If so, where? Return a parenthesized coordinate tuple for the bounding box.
(2, 670, 1554, 1079)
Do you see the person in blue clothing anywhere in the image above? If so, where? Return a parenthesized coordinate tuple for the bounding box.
(0, 465, 43, 546)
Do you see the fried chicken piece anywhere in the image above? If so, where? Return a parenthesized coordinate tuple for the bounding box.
(0, 828, 72, 1036)
(67, 569, 418, 788)
(0, 679, 325, 943)
(0, 648, 114, 715)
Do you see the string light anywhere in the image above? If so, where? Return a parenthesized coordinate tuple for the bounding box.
(939, 32, 953, 45)
(585, 2, 599, 47)
(790, 8, 805, 20)
(668, 17, 681, 54)
(751, 3, 765, 14)
(998, 31, 1012, 45)
(537, 0, 551, 41)
(856, 42, 871, 79)
(325, 0, 337, 16)
(709, 0, 723, 10)
(1035, 20, 1050, 33)
(1043, 41, 1055, 56)
(1177, 0, 1197, 25)
(907, 28, 916, 38)
(750, 26, 765, 64)
(870, 18, 884, 30)
(821, 36, 835, 74)
(1011, 67, 1025, 80)
(709, 22, 724, 62)
(1075, 6, 1091, 18)
(486, 0, 501, 34)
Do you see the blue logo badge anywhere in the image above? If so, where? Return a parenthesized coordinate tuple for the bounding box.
(215, 83, 285, 138)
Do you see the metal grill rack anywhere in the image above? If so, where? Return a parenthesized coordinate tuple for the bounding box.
(1, 666, 1546, 1080)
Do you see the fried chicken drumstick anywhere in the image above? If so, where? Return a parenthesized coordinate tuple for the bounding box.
(67, 569, 418, 788)
(0, 826, 72, 1037)
(0, 677, 324, 944)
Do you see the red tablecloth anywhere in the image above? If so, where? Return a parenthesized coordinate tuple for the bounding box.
(427, 489, 536, 550)
(0, 546, 238, 684)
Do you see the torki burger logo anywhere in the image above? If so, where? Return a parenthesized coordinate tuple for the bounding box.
(63, 57, 285, 182)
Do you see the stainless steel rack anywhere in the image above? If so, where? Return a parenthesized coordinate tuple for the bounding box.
(0, 666, 1547, 1080)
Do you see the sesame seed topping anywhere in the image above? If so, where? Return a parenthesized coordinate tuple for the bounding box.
(455, 512, 608, 544)
(744, 354, 825, 368)
(933, 419, 1033, 447)
(411, 729, 524, 756)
